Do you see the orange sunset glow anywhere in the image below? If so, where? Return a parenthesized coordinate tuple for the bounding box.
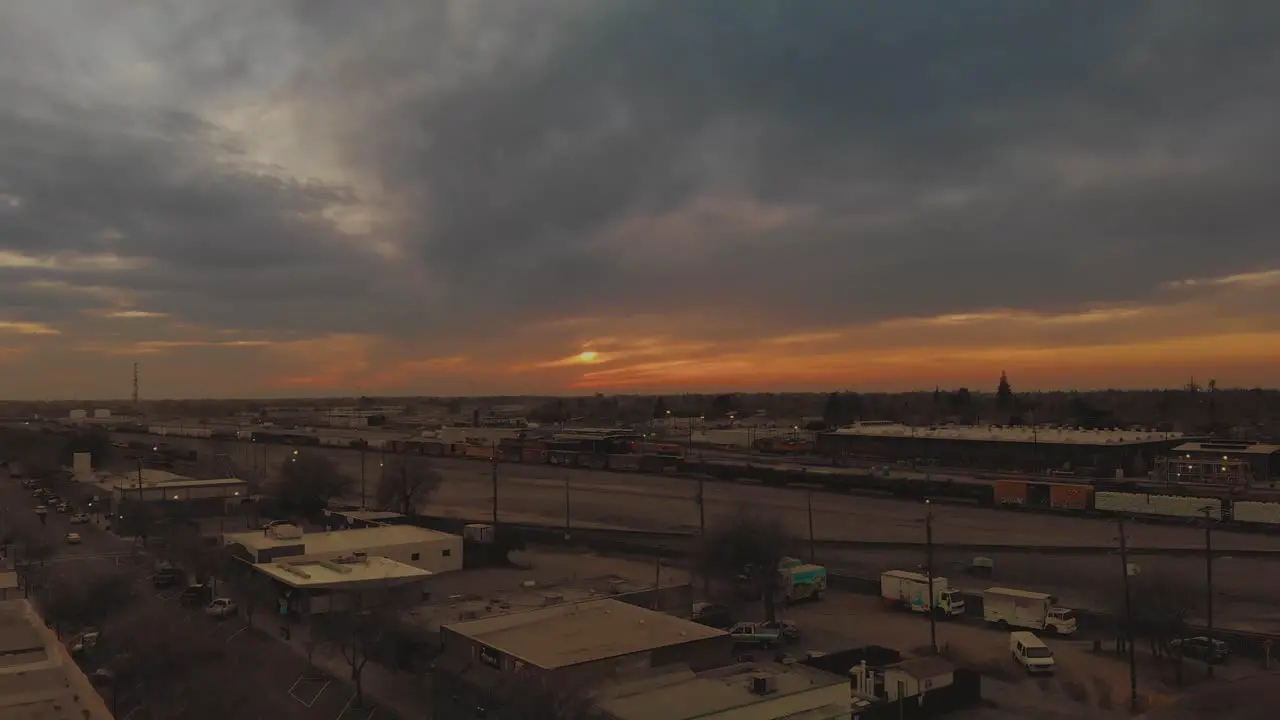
(2, 3, 1279, 398)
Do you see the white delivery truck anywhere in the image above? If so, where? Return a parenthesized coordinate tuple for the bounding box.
(880, 570, 965, 617)
(982, 587, 1077, 635)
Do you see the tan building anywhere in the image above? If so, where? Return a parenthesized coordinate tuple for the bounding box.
(0, 599, 114, 719)
(251, 554, 431, 615)
(432, 598, 731, 717)
(224, 524, 464, 574)
(597, 661, 851, 720)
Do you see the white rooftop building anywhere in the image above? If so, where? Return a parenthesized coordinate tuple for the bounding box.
(827, 422, 1181, 445)
(224, 524, 463, 574)
(0, 599, 115, 719)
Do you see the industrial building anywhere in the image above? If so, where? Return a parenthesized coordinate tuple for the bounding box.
(223, 523, 464, 574)
(111, 476, 248, 504)
(0, 599, 115, 719)
(818, 422, 1187, 476)
(595, 661, 851, 720)
(1160, 441, 1280, 488)
(251, 554, 431, 615)
(431, 598, 730, 717)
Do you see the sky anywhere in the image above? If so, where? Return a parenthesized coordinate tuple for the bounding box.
(2, 1, 1280, 400)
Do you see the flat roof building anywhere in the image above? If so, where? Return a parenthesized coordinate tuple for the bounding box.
(596, 662, 851, 720)
(0, 599, 114, 719)
(432, 598, 731, 718)
(224, 524, 463, 574)
(818, 423, 1187, 476)
(250, 555, 431, 616)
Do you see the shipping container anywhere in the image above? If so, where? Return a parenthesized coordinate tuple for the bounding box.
(994, 480, 1028, 506)
(1232, 501, 1280, 526)
(1049, 484, 1092, 511)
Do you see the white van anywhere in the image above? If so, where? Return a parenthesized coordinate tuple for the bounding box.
(1010, 631, 1055, 674)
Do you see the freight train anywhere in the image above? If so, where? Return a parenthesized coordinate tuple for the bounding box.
(108, 424, 1280, 530)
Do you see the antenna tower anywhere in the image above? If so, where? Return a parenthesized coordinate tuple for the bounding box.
(132, 362, 139, 406)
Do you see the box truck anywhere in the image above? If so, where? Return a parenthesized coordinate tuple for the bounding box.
(880, 570, 965, 616)
(982, 587, 1076, 635)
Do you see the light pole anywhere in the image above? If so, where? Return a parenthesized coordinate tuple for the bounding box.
(563, 475, 571, 540)
(359, 445, 366, 510)
(925, 499, 937, 654)
(1201, 505, 1215, 678)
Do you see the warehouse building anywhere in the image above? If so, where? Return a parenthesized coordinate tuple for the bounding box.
(1161, 441, 1280, 488)
(596, 661, 851, 720)
(223, 523, 464, 574)
(818, 423, 1186, 476)
(431, 598, 731, 717)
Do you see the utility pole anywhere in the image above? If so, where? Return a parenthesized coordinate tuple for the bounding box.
(1202, 506, 1215, 678)
(807, 490, 816, 563)
(132, 362, 139, 408)
(925, 499, 937, 654)
(359, 445, 366, 510)
(564, 476, 571, 540)
(1118, 518, 1138, 713)
(697, 476, 706, 535)
(491, 442, 499, 527)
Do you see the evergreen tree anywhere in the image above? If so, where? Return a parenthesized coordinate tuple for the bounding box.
(652, 396, 669, 419)
(996, 371, 1014, 410)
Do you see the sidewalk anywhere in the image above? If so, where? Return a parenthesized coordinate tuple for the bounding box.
(266, 611, 435, 720)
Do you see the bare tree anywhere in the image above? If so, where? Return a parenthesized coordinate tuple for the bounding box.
(40, 569, 134, 637)
(697, 513, 799, 623)
(313, 587, 417, 708)
(1109, 570, 1201, 685)
(276, 453, 354, 516)
(375, 455, 443, 516)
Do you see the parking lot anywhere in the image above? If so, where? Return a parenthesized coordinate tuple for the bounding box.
(1, 467, 406, 720)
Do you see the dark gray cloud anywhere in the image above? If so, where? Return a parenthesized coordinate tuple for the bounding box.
(2, 0, 1280, 355)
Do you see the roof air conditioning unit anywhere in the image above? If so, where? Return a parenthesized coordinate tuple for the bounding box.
(749, 674, 778, 695)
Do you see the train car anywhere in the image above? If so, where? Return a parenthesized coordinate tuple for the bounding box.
(994, 480, 1028, 506)
(609, 454, 643, 472)
(1048, 484, 1093, 511)
(1094, 491, 1223, 520)
(1231, 501, 1280, 527)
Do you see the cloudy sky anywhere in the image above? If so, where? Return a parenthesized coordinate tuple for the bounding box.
(2, 1, 1280, 400)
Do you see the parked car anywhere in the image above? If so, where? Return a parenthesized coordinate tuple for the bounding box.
(728, 622, 782, 648)
(65, 532, 82, 544)
(55, 502, 71, 513)
(153, 561, 183, 588)
(70, 513, 90, 524)
(1170, 637, 1230, 664)
(760, 619, 801, 642)
(205, 598, 238, 619)
(34, 505, 47, 515)
(179, 583, 212, 606)
(70, 629, 100, 658)
(691, 602, 734, 629)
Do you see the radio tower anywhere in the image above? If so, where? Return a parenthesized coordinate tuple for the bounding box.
(132, 362, 139, 407)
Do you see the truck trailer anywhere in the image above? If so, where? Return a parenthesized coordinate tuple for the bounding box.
(880, 570, 965, 616)
(982, 587, 1077, 635)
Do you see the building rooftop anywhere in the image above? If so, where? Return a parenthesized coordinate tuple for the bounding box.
(113, 476, 248, 491)
(254, 555, 431, 589)
(826, 423, 1183, 445)
(327, 509, 406, 523)
(0, 600, 114, 719)
(596, 662, 848, 720)
(892, 656, 955, 680)
(224, 523, 456, 554)
(1172, 442, 1280, 456)
(445, 598, 724, 670)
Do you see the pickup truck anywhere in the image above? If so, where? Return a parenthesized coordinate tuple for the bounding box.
(729, 622, 783, 648)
